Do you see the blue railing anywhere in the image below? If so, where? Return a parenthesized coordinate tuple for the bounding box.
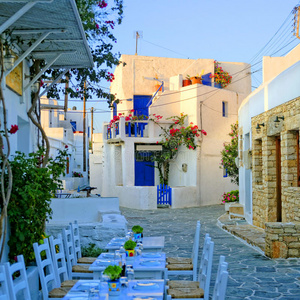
(157, 184, 172, 206)
(146, 81, 164, 108)
(106, 120, 148, 140)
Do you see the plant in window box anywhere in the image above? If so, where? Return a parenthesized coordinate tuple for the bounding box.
(103, 265, 122, 295)
(124, 240, 137, 257)
(190, 71, 204, 85)
(132, 225, 143, 240)
(210, 60, 232, 88)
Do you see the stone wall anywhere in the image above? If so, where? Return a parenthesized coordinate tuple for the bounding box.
(265, 222, 300, 258)
(251, 96, 300, 229)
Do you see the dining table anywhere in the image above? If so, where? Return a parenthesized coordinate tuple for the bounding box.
(105, 236, 165, 252)
(62, 279, 165, 300)
(89, 251, 166, 281)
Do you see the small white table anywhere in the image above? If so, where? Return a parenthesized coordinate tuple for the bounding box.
(62, 279, 164, 300)
(90, 252, 166, 281)
(105, 236, 165, 253)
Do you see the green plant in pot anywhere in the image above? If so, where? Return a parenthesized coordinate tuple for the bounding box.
(132, 225, 143, 240)
(124, 240, 137, 257)
(103, 265, 122, 295)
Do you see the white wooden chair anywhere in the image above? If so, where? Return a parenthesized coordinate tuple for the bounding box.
(166, 236, 214, 300)
(62, 226, 93, 279)
(212, 256, 228, 300)
(49, 234, 78, 288)
(167, 220, 201, 281)
(4, 255, 31, 300)
(69, 220, 96, 264)
(33, 239, 70, 299)
(0, 265, 10, 300)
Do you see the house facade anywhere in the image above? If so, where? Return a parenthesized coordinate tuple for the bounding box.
(40, 98, 90, 190)
(100, 55, 251, 209)
(238, 44, 300, 228)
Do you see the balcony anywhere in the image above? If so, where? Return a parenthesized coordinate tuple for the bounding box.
(104, 117, 171, 143)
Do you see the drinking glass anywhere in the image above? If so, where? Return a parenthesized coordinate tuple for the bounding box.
(88, 287, 100, 299)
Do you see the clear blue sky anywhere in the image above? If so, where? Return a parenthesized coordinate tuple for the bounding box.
(86, 0, 300, 132)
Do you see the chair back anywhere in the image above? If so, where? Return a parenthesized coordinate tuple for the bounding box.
(33, 239, 59, 300)
(62, 226, 77, 278)
(212, 256, 228, 300)
(4, 255, 31, 300)
(198, 236, 214, 300)
(70, 220, 82, 261)
(49, 234, 69, 285)
(191, 220, 201, 281)
(0, 265, 9, 300)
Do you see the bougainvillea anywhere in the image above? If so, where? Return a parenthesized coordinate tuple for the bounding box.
(151, 113, 206, 185)
(220, 122, 238, 185)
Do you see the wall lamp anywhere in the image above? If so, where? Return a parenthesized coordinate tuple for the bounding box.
(274, 116, 284, 128)
(256, 123, 264, 133)
(3, 53, 15, 71)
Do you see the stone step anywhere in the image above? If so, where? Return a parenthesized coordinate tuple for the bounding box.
(229, 203, 245, 220)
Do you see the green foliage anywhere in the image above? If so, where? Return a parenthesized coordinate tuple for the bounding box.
(44, 0, 124, 108)
(151, 113, 207, 185)
(222, 190, 239, 203)
(1, 147, 69, 264)
(124, 240, 136, 250)
(81, 243, 107, 257)
(103, 265, 122, 281)
(220, 122, 239, 185)
(132, 225, 143, 234)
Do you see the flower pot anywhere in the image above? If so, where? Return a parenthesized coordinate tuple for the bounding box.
(214, 82, 222, 89)
(225, 202, 237, 212)
(191, 77, 202, 85)
(134, 233, 142, 241)
(125, 249, 135, 257)
(154, 84, 162, 92)
(108, 279, 121, 296)
(182, 79, 192, 87)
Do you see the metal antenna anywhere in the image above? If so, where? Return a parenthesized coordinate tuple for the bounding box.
(134, 31, 143, 55)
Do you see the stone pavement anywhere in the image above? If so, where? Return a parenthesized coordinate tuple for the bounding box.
(120, 205, 300, 300)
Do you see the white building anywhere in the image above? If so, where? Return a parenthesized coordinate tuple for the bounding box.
(238, 44, 300, 226)
(100, 55, 251, 209)
(40, 98, 90, 190)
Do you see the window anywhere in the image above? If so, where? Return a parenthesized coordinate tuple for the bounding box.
(222, 101, 228, 117)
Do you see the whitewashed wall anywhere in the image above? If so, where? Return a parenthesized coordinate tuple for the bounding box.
(238, 44, 300, 224)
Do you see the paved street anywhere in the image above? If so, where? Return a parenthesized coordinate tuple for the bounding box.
(121, 205, 300, 300)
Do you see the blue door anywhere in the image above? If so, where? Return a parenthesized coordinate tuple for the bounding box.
(135, 151, 154, 186)
(133, 95, 151, 117)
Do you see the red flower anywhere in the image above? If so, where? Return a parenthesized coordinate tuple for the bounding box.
(98, 0, 107, 8)
(8, 124, 18, 134)
(105, 20, 115, 29)
(65, 145, 68, 149)
(201, 130, 207, 136)
(95, 23, 99, 29)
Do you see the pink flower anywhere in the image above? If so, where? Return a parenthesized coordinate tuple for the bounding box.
(201, 130, 207, 136)
(8, 124, 18, 134)
(95, 23, 99, 29)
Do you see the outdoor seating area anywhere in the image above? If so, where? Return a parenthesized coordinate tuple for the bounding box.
(0, 219, 229, 299)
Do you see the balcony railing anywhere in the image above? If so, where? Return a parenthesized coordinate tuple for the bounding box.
(104, 118, 172, 141)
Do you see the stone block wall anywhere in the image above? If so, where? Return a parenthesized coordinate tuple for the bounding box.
(251, 96, 300, 229)
(265, 222, 300, 258)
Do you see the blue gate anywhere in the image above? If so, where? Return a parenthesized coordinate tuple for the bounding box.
(157, 184, 172, 206)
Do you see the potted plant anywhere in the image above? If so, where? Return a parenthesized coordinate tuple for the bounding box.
(190, 74, 202, 85)
(222, 190, 239, 211)
(124, 240, 137, 257)
(182, 75, 192, 87)
(132, 225, 143, 240)
(103, 265, 122, 295)
(210, 60, 232, 88)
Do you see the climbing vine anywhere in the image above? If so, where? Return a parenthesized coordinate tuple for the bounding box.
(220, 122, 239, 185)
(151, 113, 207, 185)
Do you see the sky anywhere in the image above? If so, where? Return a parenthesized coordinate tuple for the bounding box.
(79, 0, 300, 133)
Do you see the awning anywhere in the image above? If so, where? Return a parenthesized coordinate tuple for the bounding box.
(0, 0, 93, 69)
